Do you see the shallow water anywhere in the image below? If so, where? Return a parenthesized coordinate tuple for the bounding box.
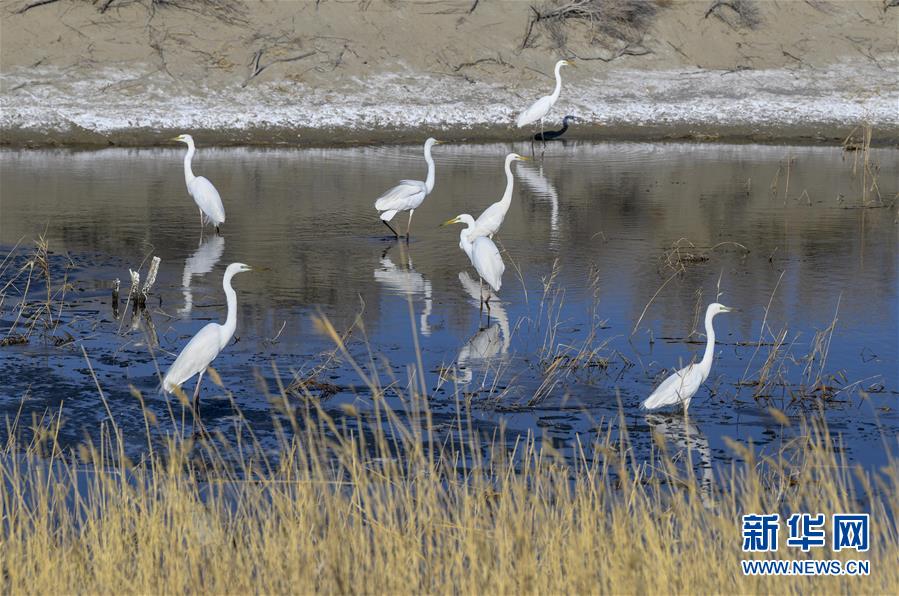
(1, 141, 897, 471)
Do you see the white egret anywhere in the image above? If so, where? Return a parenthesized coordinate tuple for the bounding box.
(516, 59, 575, 144)
(172, 134, 226, 234)
(442, 214, 504, 313)
(374, 138, 442, 239)
(163, 262, 252, 417)
(468, 153, 529, 241)
(641, 303, 734, 412)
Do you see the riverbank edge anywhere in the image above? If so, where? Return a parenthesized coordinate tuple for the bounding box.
(3, 121, 898, 149)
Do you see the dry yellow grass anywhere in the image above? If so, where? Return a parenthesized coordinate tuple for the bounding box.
(0, 280, 895, 593)
(1, 388, 896, 594)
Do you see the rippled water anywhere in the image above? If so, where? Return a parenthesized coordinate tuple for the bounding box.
(1, 141, 896, 470)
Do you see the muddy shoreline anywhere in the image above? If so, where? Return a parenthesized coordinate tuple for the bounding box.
(4, 122, 897, 149)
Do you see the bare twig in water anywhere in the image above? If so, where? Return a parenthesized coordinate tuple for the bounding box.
(631, 269, 680, 336)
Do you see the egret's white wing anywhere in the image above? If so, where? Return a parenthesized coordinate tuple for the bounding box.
(516, 95, 554, 128)
(374, 180, 427, 216)
(641, 363, 703, 410)
(471, 236, 505, 292)
(188, 176, 226, 225)
(473, 202, 508, 238)
(163, 323, 223, 392)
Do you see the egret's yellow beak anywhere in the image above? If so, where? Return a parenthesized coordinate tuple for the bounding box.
(721, 305, 737, 313)
(565, 60, 577, 68)
(170, 135, 183, 142)
(518, 155, 532, 161)
(440, 217, 461, 227)
(433, 140, 444, 145)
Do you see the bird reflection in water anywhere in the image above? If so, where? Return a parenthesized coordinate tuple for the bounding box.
(179, 234, 226, 316)
(645, 413, 714, 510)
(373, 244, 433, 336)
(456, 271, 511, 384)
(516, 163, 560, 245)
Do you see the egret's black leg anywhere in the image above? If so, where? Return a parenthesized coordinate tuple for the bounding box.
(479, 277, 484, 316)
(191, 370, 206, 430)
(406, 210, 414, 242)
(382, 219, 400, 239)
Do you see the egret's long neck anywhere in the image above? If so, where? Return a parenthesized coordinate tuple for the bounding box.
(459, 228, 473, 253)
(183, 142, 196, 186)
(498, 156, 515, 207)
(550, 63, 564, 103)
(700, 310, 717, 372)
(459, 221, 476, 258)
(424, 144, 436, 193)
(221, 272, 238, 347)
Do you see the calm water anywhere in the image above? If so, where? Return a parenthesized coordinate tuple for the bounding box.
(1, 142, 897, 470)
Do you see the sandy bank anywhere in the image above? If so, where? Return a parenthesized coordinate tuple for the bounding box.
(1, 0, 897, 147)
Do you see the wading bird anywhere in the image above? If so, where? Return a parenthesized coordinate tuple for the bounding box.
(172, 134, 226, 234)
(468, 153, 529, 241)
(516, 59, 574, 145)
(534, 115, 576, 142)
(374, 138, 442, 239)
(442, 214, 504, 314)
(641, 303, 734, 412)
(163, 262, 252, 420)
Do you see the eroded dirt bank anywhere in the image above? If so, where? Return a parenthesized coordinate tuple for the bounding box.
(1, 0, 897, 147)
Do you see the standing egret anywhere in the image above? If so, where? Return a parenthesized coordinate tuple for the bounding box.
(172, 134, 227, 234)
(641, 303, 734, 412)
(374, 138, 443, 239)
(468, 153, 529, 241)
(442, 214, 504, 313)
(534, 115, 576, 141)
(516, 59, 574, 145)
(163, 262, 252, 419)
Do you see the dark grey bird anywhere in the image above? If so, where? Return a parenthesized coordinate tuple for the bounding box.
(533, 115, 575, 141)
